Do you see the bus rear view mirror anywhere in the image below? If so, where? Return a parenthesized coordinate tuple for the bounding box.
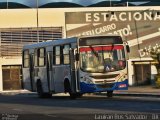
(126, 45, 130, 53)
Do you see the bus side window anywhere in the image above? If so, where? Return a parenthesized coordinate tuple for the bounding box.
(63, 44, 70, 64)
(23, 50, 29, 68)
(54, 46, 61, 65)
(34, 49, 38, 67)
(38, 48, 46, 66)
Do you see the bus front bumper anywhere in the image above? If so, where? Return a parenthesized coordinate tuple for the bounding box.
(80, 79, 128, 93)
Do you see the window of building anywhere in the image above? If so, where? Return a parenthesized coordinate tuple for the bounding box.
(23, 50, 29, 68)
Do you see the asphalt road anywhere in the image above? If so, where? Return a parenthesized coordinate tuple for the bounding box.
(0, 93, 160, 120)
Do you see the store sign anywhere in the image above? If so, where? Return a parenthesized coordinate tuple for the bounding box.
(66, 11, 160, 24)
(65, 11, 160, 58)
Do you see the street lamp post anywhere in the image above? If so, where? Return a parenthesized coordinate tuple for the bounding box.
(126, 1, 129, 7)
(36, 0, 39, 43)
(134, 17, 141, 59)
(6, 0, 8, 9)
(109, 0, 112, 7)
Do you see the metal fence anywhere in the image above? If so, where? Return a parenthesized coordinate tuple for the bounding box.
(0, 27, 63, 57)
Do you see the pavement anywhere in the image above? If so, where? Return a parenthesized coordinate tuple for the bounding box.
(0, 86, 160, 97)
(113, 86, 160, 97)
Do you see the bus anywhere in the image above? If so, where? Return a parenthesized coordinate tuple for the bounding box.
(22, 35, 130, 99)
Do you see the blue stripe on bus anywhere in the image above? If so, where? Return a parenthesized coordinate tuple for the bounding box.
(80, 79, 128, 93)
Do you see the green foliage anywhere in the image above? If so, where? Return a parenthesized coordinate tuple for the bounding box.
(155, 75, 160, 88)
(142, 44, 160, 60)
(142, 44, 160, 88)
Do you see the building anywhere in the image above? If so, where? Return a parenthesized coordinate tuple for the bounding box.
(0, 1, 160, 91)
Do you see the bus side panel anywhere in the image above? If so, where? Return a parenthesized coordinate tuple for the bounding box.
(53, 65, 70, 93)
(23, 68, 32, 91)
(37, 67, 49, 93)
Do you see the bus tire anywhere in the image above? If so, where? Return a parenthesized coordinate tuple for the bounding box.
(69, 93, 77, 99)
(44, 93, 52, 98)
(37, 80, 44, 98)
(64, 79, 71, 93)
(64, 80, 77, 99)
(36, 80, 52, 98)
(76, 93, 83, 98)
(107, 91, 113, 98)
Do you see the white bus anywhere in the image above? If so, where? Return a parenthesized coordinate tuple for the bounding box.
(22, 35, 130, 99)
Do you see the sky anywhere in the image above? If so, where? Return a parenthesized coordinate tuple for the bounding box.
(0, 0, 120, 7)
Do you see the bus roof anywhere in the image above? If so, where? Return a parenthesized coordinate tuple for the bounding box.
(23, 35, 123, 50)
(23, 37, 77, 50)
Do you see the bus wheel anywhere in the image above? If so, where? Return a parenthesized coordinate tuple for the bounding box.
(76, 93, 83, 98)
(37, 81, 52, 98)
(44, 93, 52, 98)
(64, 80, 71, 93)
(69, 93, 77, 99)
(70, 93, 83, 99)
(64, 80, 77, 99)
(107, 91, 113, 98)
(37, 81, 44, 98)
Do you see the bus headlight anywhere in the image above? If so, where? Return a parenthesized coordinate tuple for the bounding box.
(85, 78, 93, 84)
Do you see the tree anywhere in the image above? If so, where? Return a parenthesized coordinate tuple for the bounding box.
(142, 44, 160, 87)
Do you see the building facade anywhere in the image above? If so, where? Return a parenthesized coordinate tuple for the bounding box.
(0, 6, 160, 91)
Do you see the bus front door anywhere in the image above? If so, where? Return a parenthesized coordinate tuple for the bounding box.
(47, 52, 55, 92)
(69, 49, 80, 94)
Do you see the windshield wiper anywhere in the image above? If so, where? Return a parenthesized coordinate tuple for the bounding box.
(89, 45, 98, 57)
(111, 44, 114, 51)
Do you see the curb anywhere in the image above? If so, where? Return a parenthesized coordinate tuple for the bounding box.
(96, 92, 160, 97)
(0, 90, 36, 96)
(0, 90, 160, 97)
(115, 93, 160, 97)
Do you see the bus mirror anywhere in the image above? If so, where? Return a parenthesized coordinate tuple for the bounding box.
(126, 45, 130, 53)
(76, 53, 79, 61)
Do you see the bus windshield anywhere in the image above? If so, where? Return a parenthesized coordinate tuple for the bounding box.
(80, 45, 126, 73)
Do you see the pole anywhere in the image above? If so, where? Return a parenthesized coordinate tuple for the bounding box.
(110, 0, 112, 7)
(127, 1, 129, 7)
(36, 0, 39, 43)
(7, 0, 8, 9)
(134, 19, 141, 59)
